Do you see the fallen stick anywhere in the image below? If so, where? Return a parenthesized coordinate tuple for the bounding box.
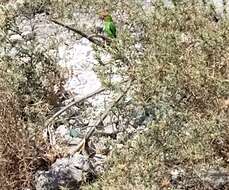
(71, 80, 132, 156)
(45, 88, 105, 145)
(45, 87, 105, 127)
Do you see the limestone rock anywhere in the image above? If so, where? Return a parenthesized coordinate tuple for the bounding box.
(35, 154, 93, 190)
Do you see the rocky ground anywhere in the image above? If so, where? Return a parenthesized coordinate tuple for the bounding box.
(4, 8, 153, 189)
(1, 0, 228, 189)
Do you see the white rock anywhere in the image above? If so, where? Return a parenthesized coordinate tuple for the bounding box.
(35, 154, 92, 190)
(9, 34, 23, 43)
(55, 125, 69, 137)
(21, 30, 34, 40)
(16, 0, 25, 6)
(116, 144, 124, 149)
(103, 125, 118, 135)
(69, 119, 76, 125)
(170, 168, 185, 181)
(57, 38, 102, 97)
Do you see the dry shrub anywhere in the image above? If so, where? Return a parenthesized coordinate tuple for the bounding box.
(0, 85, 52, 189)
(0, 86, 51, 189)
(0, 5, 61, 189)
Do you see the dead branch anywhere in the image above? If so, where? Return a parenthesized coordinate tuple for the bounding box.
(88, 34, 111, 43)
(45, 87, 105, 127)
(50, 19, 108, 48)
(45, 88, 105, 146)
(71, 80, 133, 156)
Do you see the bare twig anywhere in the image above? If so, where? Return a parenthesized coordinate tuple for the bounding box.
(45, 87, 105, 127)
(50, 19, 108, 48)
(71, 80, 133, 156)
(45, 88, 105, 145)
(88, 34, 111, 43)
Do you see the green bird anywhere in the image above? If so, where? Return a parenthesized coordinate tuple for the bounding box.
(99, 11, 117, 38)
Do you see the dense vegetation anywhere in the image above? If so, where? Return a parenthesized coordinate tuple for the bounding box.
(83, 1, 229, 189)
(0, 0, 228, 189)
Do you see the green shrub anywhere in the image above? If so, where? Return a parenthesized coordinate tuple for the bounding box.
(84, 1, 229, 189)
